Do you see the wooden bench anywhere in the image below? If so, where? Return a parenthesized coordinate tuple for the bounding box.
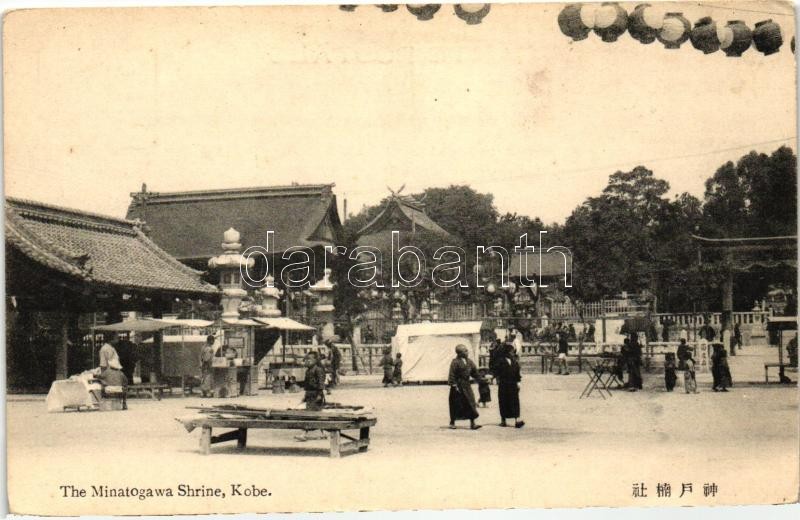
(764, 363, 797, 383)
(180, 416, 377, 458)
(126, 382, 171, 400)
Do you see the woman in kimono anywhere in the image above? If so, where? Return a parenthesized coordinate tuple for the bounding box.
(447, 345, 482, 430)
(711, 343, 732, 392)
(495, 343, 525, 428)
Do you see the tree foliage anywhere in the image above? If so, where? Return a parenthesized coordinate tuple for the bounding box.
(337, 147, 796, 315)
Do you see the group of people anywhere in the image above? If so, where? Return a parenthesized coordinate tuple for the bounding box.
(447, 336, 526, 430)
(612, 334, 644, 392)
(378, 349, 403, 387)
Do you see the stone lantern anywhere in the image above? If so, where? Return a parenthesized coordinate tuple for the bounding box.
(208, 228, 254, 319)
(420, 300, 431, 321)
(310, 268, 335, 340)
(257, 275, 283, 317)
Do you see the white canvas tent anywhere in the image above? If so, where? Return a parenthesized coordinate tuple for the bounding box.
(391, 321, 483, 383)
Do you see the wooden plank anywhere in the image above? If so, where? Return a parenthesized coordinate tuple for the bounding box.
(186, 418, 376, 431)
(339, 438, 369, 455)
(192, 408, 372, 422)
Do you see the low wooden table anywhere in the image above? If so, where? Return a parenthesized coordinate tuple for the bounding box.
(179, 414, 377, 458)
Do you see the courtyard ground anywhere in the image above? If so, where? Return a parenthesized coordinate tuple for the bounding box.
(7, 349, 798, 515)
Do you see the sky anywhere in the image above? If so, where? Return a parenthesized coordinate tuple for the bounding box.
(3, 1, 796, 225)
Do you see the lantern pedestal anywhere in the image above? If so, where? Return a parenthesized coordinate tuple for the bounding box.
(310, 268, 336, 340)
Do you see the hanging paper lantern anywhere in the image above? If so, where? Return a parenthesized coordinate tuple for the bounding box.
(339, 5, 357, 12)
(579, 4, 598, 29)
(752, 19, 783, 55)
(657, 12, 690, 49)
(406, 4, 441, 21)
(377, 4, 399, 12)
(719, 20, 752, 57)
(558, 4, 592, 41)
(689, 17, 721, 54)
(454, 4, 491, 25)
(593, 2, 628, 43)
(628, 3, 663, 44)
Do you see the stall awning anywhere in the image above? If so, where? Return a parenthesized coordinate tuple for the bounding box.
(159, 318, 215, 328)
(252, 317, 315, 331)
(222, 318, 261, 327)
(94, 318, 175, 332)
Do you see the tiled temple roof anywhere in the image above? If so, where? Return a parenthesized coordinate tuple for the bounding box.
(5, 197, 218, 296)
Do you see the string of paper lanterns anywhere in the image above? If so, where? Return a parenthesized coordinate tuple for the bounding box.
(339, 4, 491, 25)
(558, 3, 791, 56)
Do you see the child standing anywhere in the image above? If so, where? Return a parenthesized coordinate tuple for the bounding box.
(477, 368, 492, 407)
(664, 352, 677, 391)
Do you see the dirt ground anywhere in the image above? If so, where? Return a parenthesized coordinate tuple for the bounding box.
(7, 368, 799, 515)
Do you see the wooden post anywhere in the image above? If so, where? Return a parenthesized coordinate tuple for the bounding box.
(152, 298, 165, 379)
(359, 426, 370, 452)
(328, 430, 341, 458)
(200, 426, 212, 455)
(722, 261, 735, 356)
(237, 428, 247, 449)
(56, 316, 69, 381)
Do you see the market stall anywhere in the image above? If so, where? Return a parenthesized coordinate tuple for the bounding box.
(253, 317, 316, 389)
(145, 318, 216, 394)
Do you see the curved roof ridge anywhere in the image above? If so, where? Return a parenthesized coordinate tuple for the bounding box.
(6, 197, 138, 235)
(4, 207, 91, 280)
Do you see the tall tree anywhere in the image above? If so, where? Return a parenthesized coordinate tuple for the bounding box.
(703, 146, 797, 237)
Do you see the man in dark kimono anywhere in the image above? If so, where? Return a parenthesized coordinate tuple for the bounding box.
(495, 343, 525, 428)
(303, 351, 327, 410)
(379, 348, 394, 388)
(627, 334, 643, 391)
(488, 337, 502, 381)
(616, 338, 630, 388)
(199, 335, 215, 397)
(447, 344, 481, 430)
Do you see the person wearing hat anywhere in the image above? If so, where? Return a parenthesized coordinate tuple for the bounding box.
(447, 344, 481, 430)
(199, 334, 216, 397)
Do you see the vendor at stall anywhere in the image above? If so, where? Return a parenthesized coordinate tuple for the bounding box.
(98, 335, 123, 376)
